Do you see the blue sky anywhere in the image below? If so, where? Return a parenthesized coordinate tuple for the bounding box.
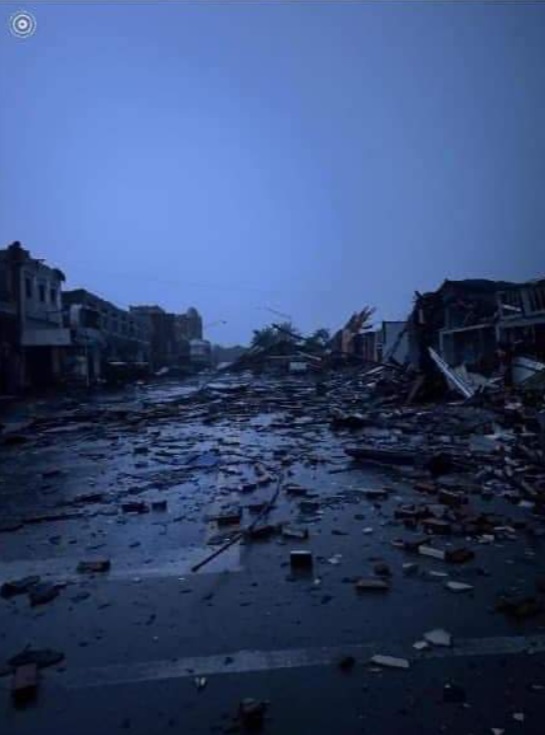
(1, 1, 544, 344)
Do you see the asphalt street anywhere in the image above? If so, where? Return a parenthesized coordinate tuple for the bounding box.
(1, 376, 544, 734)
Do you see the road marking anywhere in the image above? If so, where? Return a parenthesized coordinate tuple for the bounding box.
(0, 544, 241, 584)
(14, 633, 545, 691)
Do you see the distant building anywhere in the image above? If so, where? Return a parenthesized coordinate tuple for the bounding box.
(63, 289, 151, 382)
(129, 305, 181, 369)
(130, 305, 204, 370)
(189, 338, 212, 369)
(0, 241, 68, 390)
(176, 307, 203, 340)
(210, 344, 247, 367)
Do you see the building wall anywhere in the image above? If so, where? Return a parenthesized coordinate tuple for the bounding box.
(177, 308, 203, 340)
(381, 321, 409, 364)
(0, 242, 68, 391)
(129, 305, 178, 368)
(20, 259, 63, 329)
(440, 325, 497, 373)
(189, 339, 211, 364)
(354, 331, 376, 361)
(64, 290, 151, 368)
(130, 305, 203, 368)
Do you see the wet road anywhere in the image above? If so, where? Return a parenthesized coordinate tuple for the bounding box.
(1, 376, 545, 734)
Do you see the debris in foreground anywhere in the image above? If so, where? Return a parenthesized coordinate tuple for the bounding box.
(28, 583, 61, 607)
(238, 698, 268, 730)
(413, 640, 429, 651)
(281, 526, 309, 541)
(355, 578, 389, 592)
(122, 501, 149, 514)
(12, 663, 38, 706)
(151, 500, 167, 512)
(369, 654, 410, 670)
(445, 581, 474, 593)
(424, 629, 452, 647)
(194, 676, 207, 691)
(373, 562, 392, 577)
(418, 545, 446, 561)
(7, 649, 64, 670)
(1, 576, 41, 599)
(77, 559, 111, 574)
(290, 550, 313, 570)
(337, 655, 356, 672)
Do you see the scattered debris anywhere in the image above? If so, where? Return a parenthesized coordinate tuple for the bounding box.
(247, 524, 278, 541)
(281, 526, 309, 541)
(369, 654, 410, 670)
(28, 583, 61, 607)
(362, 488, 389, 500)
(1, 576, 41, 599)
(337, 655, 356, 672)
(151, 500, 167, 512)
(347, 446, 416, 466)
(290, 550, 313, 571)
(238, 698, 267, 730)
(355, 578, 390, 592)
(12, 663, 38, 706)
(122, 501, 149, 514)
(210, 507, 243, 527)
(424, 629, 452, 647)
(445, 548, 475, 564)
(445, 581, 474, 593)
(7, 649, 64, 670)
(418, 545, 446, 561)
(413, 640, 429, 651)
(77, 560, 111, 574)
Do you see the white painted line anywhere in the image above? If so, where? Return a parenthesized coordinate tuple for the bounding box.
(17, 633, 545, 692)
(0, 544, 241, 584)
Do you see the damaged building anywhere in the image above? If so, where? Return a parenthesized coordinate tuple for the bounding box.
(0, 241, 68, 391)
(408, 278, 545, 386)
(62, 289, 152, 383)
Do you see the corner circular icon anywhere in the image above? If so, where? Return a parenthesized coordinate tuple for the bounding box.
(9, 10, 37, 38)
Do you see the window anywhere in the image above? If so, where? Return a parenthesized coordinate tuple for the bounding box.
(38, 284, 46, 302)
(50, 288, 57, 305)
(25, 277, 32, 299)
(498, 289, 524, 318)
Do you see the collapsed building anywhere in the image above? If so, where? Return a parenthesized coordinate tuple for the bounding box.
(408, 278, 545, 390)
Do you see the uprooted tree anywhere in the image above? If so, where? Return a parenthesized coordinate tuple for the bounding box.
(251, 322, 302, 350)
(330, 306, 376, 356)
(303, 328, 331, 354)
